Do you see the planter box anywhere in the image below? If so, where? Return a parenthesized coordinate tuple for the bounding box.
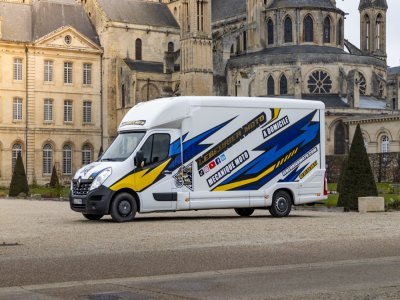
(358, 197, 385, 213)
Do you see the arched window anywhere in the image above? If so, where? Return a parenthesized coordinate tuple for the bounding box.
(304, 15, 314, 42)
(280, 74, 288, 95)
(358, 72, 366, 95)
(63, 145, 72, 175)
(376, 14, 383, 50)
(323, 17, 331, 43)
(267, 76, 275, 96)
(267, 19, 274, 45)
(12, 143, 22, 172)
(230, 44, 235, 57)
(82, 144, 92, 166)
(135, 39, 142, 60)
(364, 15, 370, 50)
(43, 144, 53, 175)
(168, 42, 174, 52)
(381, 135, 389, 153)
(334, 122, 346, 155)
(337, 18, 343, 46)
(284, 16, 293, 43)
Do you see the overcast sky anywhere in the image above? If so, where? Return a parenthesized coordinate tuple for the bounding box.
(336, 0, 400, 68)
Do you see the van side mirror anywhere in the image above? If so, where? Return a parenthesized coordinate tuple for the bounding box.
(135, 150, 144, 168)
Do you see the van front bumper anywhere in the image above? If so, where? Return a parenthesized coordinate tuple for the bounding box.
(69, 186, 114, 215)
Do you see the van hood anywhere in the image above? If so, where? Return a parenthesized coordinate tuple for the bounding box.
(74, 162, 115, 180)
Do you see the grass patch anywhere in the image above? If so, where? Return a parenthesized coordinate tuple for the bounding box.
(0, 185, 70, 198)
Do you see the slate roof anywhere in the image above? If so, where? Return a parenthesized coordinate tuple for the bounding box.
(124, 59, 180, 73)
(0, 2, 32, 42)
(302, 94, 348, 108)
(0, 0, 99, 44)
(268, 0, 336, 9)
(388, 67, 400, 75)
(212, 0, 246, 23)
(359, 0, 388, 10)
(97, 0, 179, 28)
(32, 1, 99, 43)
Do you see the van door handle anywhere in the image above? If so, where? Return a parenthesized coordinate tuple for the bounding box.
(163, 170, 172, 175)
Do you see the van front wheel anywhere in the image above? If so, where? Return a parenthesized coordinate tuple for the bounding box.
(110, 192, 137, 222)
(269, 191, 292, 218)
(234, 208, 255, 217)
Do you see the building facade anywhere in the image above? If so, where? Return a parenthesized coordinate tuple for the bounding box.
(0, 0, 399, 185)
(0, 0, 102, 185)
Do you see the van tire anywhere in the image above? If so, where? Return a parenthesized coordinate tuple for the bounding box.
(234, 208, 255, 217)
(110, 192, 137, 222)
(269, 190, 292, 218)
(82, 213, 103, 221)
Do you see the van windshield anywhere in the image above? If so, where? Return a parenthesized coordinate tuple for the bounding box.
(101, 132, 146, 162)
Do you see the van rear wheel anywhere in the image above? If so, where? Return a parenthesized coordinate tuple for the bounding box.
(269, 190, 292, 218)
(234, 208, 255, 217)
(110, 192, 137, 222)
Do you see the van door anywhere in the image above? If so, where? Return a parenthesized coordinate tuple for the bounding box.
(137, 130, 180, 211)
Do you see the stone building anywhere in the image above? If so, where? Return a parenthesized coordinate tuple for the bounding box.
(211, 0, 400, 156)
(0, 0, 102, 185)
(0, 0, 399, 185)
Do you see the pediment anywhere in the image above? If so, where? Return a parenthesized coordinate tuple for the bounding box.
(34, 26, 101, 52)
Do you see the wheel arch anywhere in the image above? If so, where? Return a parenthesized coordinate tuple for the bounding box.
(273, 188, 295, 205)
(109, 188, 141, 213)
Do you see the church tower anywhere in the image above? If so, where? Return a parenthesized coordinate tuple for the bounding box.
(180, 0, 213, 96)
(359, 0, 388, 60)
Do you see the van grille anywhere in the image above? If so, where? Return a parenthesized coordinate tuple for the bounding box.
(72, 180, 92, 196)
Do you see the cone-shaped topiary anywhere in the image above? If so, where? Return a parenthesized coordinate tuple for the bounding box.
(336, 157, 348, 194)
(9, 153, 29, 197)
(49, 165, 59, 188)
(337, 124, 378, 210)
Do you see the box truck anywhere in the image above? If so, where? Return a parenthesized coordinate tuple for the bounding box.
(70, 97, 327, 222)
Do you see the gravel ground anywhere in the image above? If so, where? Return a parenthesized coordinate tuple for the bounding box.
(1, 198, 400, 260)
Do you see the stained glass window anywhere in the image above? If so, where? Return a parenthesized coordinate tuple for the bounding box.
(284, 17, 293, 43)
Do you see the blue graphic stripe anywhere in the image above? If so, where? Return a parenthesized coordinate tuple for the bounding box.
(238, 140, 320, 190)
(167, 117, 235, 171)
(216, 110, 319, 189)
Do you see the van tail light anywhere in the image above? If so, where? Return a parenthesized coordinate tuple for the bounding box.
(324, 171, 328, 196)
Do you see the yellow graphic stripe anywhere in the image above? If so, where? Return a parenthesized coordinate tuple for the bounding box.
(268, 108, 281, 124)
(214, 164, 276, 192)
(110, 159, 171, 192)
(213, 147, 299, 192)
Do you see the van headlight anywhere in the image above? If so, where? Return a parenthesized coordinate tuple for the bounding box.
(90, 168, 112, 191)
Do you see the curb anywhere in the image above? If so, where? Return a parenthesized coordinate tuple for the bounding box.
(293, 205, 345, 212)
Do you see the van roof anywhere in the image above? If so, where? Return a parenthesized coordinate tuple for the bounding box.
(118, 96, 325, 131)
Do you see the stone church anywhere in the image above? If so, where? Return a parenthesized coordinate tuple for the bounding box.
(0, 0, 399, 184)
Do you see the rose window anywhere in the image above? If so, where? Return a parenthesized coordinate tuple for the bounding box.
(307, 70, 332, 94)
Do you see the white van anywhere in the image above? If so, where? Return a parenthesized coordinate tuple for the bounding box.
(70, 97, 327, 222)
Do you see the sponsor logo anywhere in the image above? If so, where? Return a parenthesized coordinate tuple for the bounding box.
(196, 113, 266, 169)
(207, 151, 250, 187)
(173, 163, 193, 191)
(299, 160, 318, 179)
(262, 116, 290, 139)
(199, 154, 226, 177)
(282, 147, 318, 176)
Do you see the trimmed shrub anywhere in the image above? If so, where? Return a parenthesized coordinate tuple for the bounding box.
(49, 165, 60, 188)
(9, 154, 29, 197)
(336, 157, 348, 194)
(337, 124, 378, 210)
